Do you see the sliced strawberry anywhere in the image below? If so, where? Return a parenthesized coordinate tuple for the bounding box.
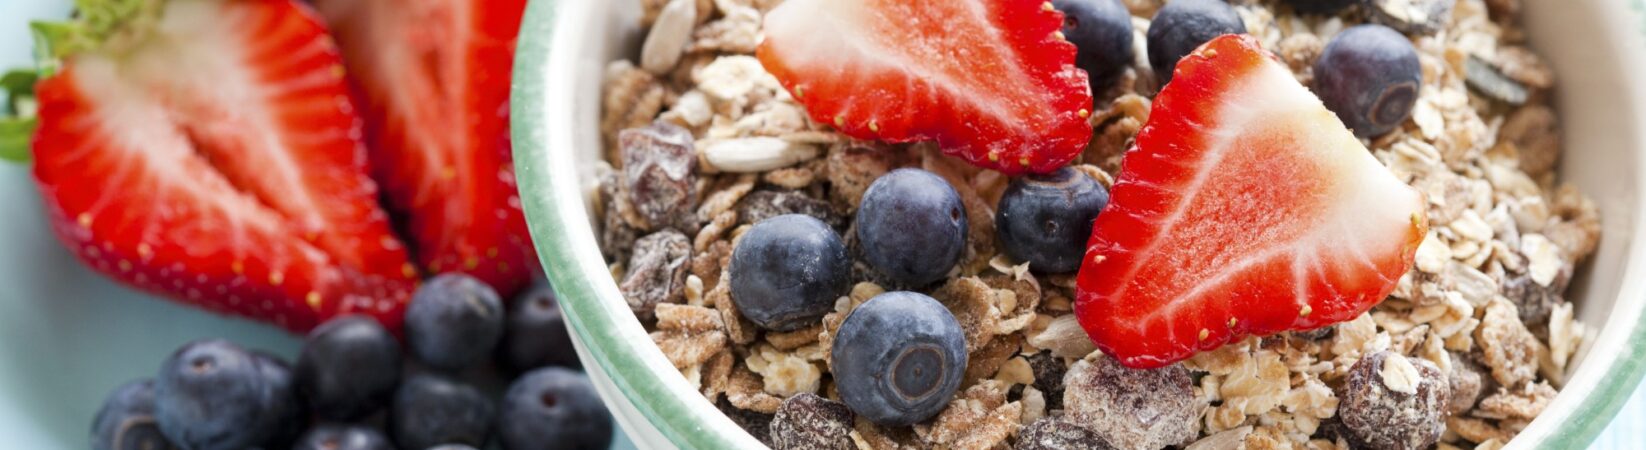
(756, 0, 1094, 175)
(29, 0, 414, 333)
(315, 0, 538, 297)
(1073, 34, 1427, 369)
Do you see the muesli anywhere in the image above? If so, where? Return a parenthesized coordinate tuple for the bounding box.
(596, 0, 1600, 448)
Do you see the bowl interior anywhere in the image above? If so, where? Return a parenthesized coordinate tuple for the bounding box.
(515, 0, 1646, 448)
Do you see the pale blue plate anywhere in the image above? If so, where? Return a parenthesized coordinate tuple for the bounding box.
(0, 1, 629, 448)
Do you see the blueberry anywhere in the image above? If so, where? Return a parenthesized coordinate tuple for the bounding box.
(500, 282, 580, 372)
(831, 292, 967, 426)
(1053, 0, 1135, 88)
(154, 339, 276, 450)
(730, 214, 851, 331)
(293, 424, 395, 450)
(406, 274, 505, 370)
(1146, 0, 1245, 83)
(1281, 0, 1358, 15)
(996, 168, 1109, 273)
(390, 373, 495, 449)
(92, 379, 179, 450)
(298, 315, 403, 420)
(498, 367, 614, 450)
(250, 351, 305, 449)
(1313, 24, 1421, 138)
(856, 169, 968, 287)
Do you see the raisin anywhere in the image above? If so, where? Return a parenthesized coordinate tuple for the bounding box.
(736, 190, 846, 230)
(599, 171, 641, 263)
(620, 230, 692, 319)
(1501, 265, 1571, 326)
(1027, 352, 1068, 411)
(1015, 416, 1115, 450)
(620, 122, 699, 232)
(1061, 356, 1198, 450)
(1337, 351, 1450, 450)
(1449, 353, 1493, 415)
(770, 393, 854, 450)
(717, 397, 776, 446)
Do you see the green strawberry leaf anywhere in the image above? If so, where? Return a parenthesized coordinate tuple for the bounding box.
(0, 118, 32, 163)
(0, 70, 38, 164)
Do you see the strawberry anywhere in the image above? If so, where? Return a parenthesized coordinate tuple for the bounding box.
(756, 0, 1094, 176)
(29, 0, 414, 333)
(314, 0, 538, 297)
(1073, 35, 1428, 369)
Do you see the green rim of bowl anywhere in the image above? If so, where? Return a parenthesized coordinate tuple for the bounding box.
(511, 0, 759, 448)
(508, 0, 1646, 448)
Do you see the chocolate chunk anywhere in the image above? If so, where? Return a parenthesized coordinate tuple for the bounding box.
(620, 230, 692, 319)
(1027, 352, 1068, 411)
(1062, 356, 1198, 450)
(620, 122, 699, 232)
(736, 189, 845, 229)
(770, 393, 854, 450)
(1465, 56, 1530, 105)
(1367, 0, 1456, 35)
(1337, 351, 1450, 450)
(1016, 416, 1116, 450)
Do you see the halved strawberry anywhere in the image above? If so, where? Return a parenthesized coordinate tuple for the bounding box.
(1073, 34, 1427, 369)
(756, 0, 1094, 175)
(315, 0, 538, 297)
(29, 0, 414, 333)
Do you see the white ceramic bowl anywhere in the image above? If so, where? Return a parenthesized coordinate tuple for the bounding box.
(510, 0, 1646, 448)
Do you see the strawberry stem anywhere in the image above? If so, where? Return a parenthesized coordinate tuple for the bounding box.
(30, 0, 165, 75)
(4, 0, 164, 164)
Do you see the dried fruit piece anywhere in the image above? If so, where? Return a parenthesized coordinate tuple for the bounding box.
(1499, 105, 1562, 177)
(770, 393, 855, 450)
(599, 172, 643, 262)
(736, 190, 845, 229)
(1336, 351, 1449, 450)
(1027, 351, 1069, 411)
(1367, 0, 1455, 35)
(622, 122, 700, 232)
(621, 231, 693, 319)
(717, 398, 777, 446)
(1501, 265, 1571, 326)
(1062, 355, 1199, 450)
(1449, 353, 1491, 415)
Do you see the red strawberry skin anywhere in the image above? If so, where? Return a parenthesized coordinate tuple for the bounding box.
(29, 0, 414, 333)
(757, 0, 1094, 175)
(316, 0, 538, 297)
(1074, 35, 1427, 368)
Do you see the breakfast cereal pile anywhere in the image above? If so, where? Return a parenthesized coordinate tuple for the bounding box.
(594, 0, 1602, 448)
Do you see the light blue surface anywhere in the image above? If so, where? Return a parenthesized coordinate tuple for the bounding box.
(0, 1, 632, 449)
(0, 1, 1639, 449)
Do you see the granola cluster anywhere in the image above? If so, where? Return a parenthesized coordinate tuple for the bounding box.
(594, 0, 1600, 448)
